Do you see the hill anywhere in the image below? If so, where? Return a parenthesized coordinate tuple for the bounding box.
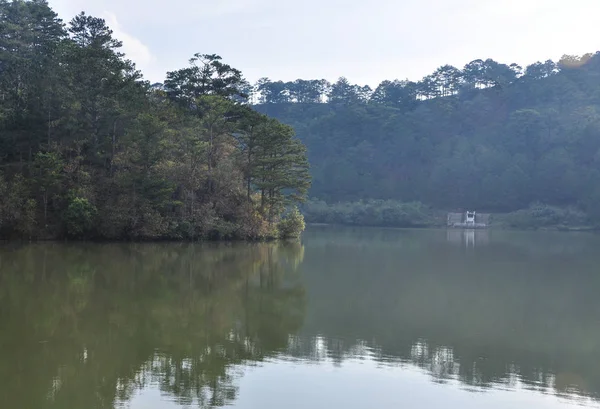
(255, 54, 600, 226)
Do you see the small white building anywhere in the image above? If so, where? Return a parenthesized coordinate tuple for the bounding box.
(447, 211, 490, 228)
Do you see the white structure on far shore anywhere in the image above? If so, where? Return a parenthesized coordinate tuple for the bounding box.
(447, 211, 490, 228)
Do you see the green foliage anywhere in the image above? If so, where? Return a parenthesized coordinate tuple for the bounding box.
(64, 197, 97, 238)
(0, 173, 36, 237)
(256, 52, 600, 225)
(302, 199, 434, 228)
(278, 207, 306, 238)
(250, 118, 311, 214)
(165, 53, 250, 103)
(0, 1, 311, 240)
(499, 203, 590, 230)
(8, 0, 600, 235)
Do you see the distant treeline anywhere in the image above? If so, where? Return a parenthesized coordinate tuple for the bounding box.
(256, 52, 600, 224)
(222, 56, 578, 107)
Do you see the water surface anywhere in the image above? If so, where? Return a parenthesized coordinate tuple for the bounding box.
(1, 227, 600, 408)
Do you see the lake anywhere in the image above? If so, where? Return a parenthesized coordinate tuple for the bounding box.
(1, 226, 600, 409)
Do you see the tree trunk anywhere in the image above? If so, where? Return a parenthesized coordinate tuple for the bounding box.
(247, 177, 251, 202)
(43, 192, 48, 228)
(47, 108, 51, 147)
(247, 147, 252, 201)
(207, 124, 214, 194)
(110, 120, 117, 176)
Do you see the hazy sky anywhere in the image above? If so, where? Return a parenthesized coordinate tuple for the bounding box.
(48, 0, 600, 87)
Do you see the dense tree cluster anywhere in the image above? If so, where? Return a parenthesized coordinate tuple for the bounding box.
(252, 57, 567, 105)
(0, 0, 310, 240)
(256, 52, 600, 225)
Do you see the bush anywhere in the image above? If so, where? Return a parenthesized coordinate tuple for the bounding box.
(236, 206, 279, 240)
(206, 220, 237, 240)
(502, 203, 589, 229)
(0, 173, 37, 238)
(278, 207, 306, 238)
(64, 197, 97, 238)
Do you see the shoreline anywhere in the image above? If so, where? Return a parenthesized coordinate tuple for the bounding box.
(305, 222, 599, 232)
(3, 224, 597, 243)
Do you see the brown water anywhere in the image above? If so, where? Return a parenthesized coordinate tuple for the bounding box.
(1, 226, 600, 408)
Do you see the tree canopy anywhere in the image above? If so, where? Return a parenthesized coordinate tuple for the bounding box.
(0, 0, 310, 240)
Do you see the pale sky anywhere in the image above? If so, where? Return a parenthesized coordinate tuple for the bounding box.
(48, 0, 600, 87)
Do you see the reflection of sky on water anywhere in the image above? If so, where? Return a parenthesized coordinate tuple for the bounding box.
(127, 337, 598, 409)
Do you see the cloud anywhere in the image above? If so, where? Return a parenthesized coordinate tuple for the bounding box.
(48, 0, 600, 86)
(50, 0, 269, 23)
(102, 12, 155, 69)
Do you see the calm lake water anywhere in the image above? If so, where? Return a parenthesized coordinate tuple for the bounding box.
(2, 226, 600, 409)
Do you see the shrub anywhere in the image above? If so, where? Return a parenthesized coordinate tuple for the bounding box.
(278, 207, 306, 238)
(0, 173, 37, 238)
(64, 197, 97, 238)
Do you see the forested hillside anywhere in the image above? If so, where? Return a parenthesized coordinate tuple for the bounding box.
(254, 53, 600, 225)
(0, 0, 310, 240)
(3, 1, 598, 237)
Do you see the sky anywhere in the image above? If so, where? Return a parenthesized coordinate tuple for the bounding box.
(48, 0, 600, 87)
